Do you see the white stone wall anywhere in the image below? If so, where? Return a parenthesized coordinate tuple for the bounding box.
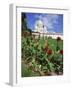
(32, 32, 63, 39)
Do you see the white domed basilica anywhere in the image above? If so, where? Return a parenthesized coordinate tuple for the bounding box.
(34, 19, 48, 33)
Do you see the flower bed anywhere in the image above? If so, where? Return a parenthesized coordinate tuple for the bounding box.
(21, 36, 63, 77)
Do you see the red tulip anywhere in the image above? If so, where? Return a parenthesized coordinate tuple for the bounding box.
(47, 49, 52, 55)
(60, 50, 63, 55)
(57, 37, 61, 41)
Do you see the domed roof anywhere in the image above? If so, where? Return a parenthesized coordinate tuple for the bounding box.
(37, 20, 43, 25)
(34, 19, 48, 33)
(35, 19, 44, 28)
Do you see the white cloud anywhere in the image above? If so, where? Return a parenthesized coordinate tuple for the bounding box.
(35, 14, 59, 31)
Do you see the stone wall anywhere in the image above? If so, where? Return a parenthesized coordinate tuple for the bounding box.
(32, 32, 63, 39)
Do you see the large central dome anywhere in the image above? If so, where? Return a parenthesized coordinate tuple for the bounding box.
(35, 20, 44, 32)
(36, 20, 44, 28)
(34, 19, 48, 33)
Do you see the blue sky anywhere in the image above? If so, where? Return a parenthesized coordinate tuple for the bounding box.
(23, 13, 63, 34)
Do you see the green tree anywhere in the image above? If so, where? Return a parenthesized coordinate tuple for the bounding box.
(21, 13, 27, 31)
